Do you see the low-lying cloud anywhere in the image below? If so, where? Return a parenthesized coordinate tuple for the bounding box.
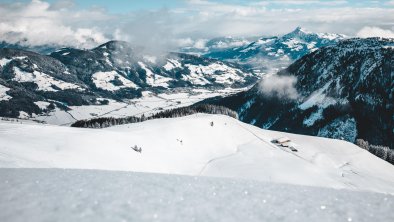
(113, 9, 181, 57)
(258, 75, 299, 100)
(356, 26, 394, 39)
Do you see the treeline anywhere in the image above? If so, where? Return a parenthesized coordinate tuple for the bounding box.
(356, 139, 394, 165)
(71, 104, 238, 128)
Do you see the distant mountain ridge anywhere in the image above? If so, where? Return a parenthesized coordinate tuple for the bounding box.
(197, 27, 346, 73)
(180, 36, 256, 55)
(0, 41, 61, 55)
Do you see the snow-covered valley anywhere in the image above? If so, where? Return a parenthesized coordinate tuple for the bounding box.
(29, 87, 249, 125)
(1, 114, 393, 194)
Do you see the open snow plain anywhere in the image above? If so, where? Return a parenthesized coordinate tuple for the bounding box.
(1, 114, 393, 194)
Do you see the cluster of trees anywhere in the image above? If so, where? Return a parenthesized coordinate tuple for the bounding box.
(71, 116, 143, 128)
(71, 104, 238, 129)
(356, 139, 394, 165)
(149, 104, 238, 120)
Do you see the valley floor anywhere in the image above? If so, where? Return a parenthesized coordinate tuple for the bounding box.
(29, 87, 249, 125)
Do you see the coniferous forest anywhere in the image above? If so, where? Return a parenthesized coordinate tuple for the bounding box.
(71, 104, 238, 129)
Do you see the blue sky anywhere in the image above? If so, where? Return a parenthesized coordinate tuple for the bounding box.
(0, 0, 393, 49)
(61, 0, 393, 13)
(49, 0, 183, 13)
(67, 0, 392, 11)
(58, 0, 393, 12)
(2, 0, 393, 13)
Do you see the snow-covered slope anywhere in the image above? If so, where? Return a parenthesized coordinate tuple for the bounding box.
(1, 114, 393, 194)
(1, 168, 393, 222)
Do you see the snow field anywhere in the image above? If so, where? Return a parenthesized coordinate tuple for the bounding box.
(1, 114, 393, 194)
(1, 168, 393, 222)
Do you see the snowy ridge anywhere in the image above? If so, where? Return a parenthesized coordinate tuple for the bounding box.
(13, 67, 82, 92)
(138, 61, 172, 87)
(1, 114, 393, 194)
(92, 71, 139, 91)
(163, 59, 182, 71)
(184, 62, 244, 85)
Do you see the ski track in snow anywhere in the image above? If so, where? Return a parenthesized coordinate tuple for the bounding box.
(65, 110, 78, 121)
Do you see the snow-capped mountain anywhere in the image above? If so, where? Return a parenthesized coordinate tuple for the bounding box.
(1, 114, 394, 194)
(204, 27, 345, 73)
(180, 36, 255, 55)
(202, 38, 394, 149)
(0, 41, 257, 120)
(52, 41, 256, 89)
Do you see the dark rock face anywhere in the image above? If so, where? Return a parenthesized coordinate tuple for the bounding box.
(0, 41, 257, 118)
(202, 38, 394, 149)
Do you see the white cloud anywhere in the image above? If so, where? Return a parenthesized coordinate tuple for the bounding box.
(186, 0, 267, 16)
(0, 0, 109, 48)
(356, 26, 394, 38)
(255, 0, 347, 6)
(113, 9, 181, 57)
(243, 0, 349, 7)
(386, 0, 394, 6)
(258, 75, 299, 100)
(1, 0, 394, 50)
(174, 1, 394, 38)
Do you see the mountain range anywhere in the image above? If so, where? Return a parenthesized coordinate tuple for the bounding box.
(0, 40, 256, 118)
(186, 27, 346, 74)
(203, 37, 394, 149)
